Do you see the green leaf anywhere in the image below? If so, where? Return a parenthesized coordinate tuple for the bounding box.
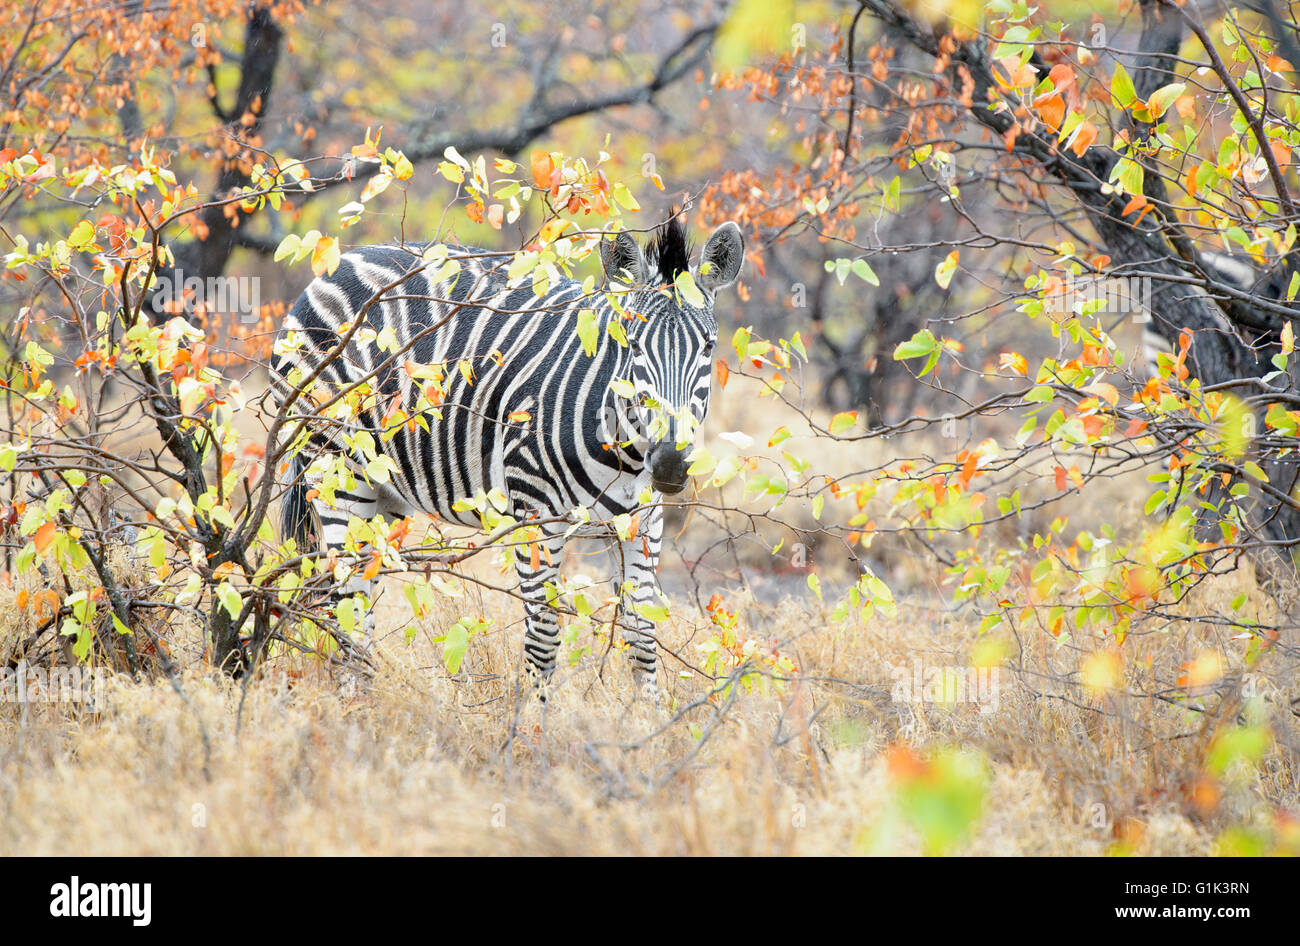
(217, 582, 242, 620)
(441, 621, 469, 673)
(577, 308, 599, 356)
(675, 270, 705, 307)
(274, 233, 302, 263)
(893, 329, 939, 361)
(1146, 82, 1185, 118)
(851, 258, 879, 286)
(1111, 63, 1137, 108)
(68, 220, 96, 250)
(637, 603, 670, 623)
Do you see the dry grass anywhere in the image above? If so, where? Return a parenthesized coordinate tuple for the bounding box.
(1, 377, 1297, 856)
(3, 564, 1295, 855)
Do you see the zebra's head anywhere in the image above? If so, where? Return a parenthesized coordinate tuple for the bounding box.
(600, 217, 745, 494)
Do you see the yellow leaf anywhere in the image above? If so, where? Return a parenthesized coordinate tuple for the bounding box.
(935, 250, 959, 289)
(829, 410, 858, 435)
(1082, 650, 1121, 695)
(360, 172, 392, 202)
(311, 236, 341, 277)
(538, 218, 568, 243)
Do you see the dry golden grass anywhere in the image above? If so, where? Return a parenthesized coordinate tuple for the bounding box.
(3, 561, 1295, 855)
(1, 376, 1296, 856)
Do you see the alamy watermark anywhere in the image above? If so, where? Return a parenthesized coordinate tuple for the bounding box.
(50, 877, 151, 926)
(1, 660, 106, 706)
(1045, 273, 1152, 321)
(889, 658, 1000, 714)
(151, 269, 262, 323)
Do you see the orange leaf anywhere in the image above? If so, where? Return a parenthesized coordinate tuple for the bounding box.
(530, 150, 554, 189)
(1085, 381, 1119, 406)
(958, 453, 978, 489)
(1069, 121, 1097, 157)
(716, 358, 730, 389)
(1035, 93, 1065, 132)
(998, 351, 1028, 375)
(34, 521, 55, 554)
(362, 550, 382, 581)
(1048, 63, 1075, 90)
(1121, 194, 1148, 217)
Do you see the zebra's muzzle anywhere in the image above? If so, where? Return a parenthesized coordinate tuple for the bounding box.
(649, 443, 690, 495)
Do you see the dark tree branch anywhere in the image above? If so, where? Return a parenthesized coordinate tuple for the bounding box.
(163, 18, 717, 291)
(159, 4, 282, 314)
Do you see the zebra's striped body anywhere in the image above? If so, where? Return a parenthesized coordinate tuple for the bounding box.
(271, 218, 744, 694)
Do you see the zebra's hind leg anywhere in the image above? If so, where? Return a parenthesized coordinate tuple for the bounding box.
(310, 482, 381, 663)
(611, 504, 663, 700)
(514, 525, 568, 697)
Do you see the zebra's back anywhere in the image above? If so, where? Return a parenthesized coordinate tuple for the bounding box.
(271, 243, 636, 525)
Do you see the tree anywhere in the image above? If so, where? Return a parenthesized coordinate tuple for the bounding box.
(3, 0, 1299, 853)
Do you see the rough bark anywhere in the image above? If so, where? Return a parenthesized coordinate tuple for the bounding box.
(856, 0, 1300, 611)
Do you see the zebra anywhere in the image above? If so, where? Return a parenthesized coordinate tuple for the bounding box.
(270, 215, 745, 696)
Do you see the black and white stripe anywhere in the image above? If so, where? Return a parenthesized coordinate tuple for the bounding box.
(271, 217, 744, 694)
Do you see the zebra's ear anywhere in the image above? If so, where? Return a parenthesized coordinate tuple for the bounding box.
(600, 230, 648, 286)
(696, 222, 744, 292)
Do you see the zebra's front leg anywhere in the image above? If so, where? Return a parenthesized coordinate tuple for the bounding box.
(514, 526, 568, 692)
(311, 483, 380, 658)
(613, 503, 664, 699)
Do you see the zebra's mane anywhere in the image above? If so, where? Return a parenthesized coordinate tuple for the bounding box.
(646, 214, 692, 286)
